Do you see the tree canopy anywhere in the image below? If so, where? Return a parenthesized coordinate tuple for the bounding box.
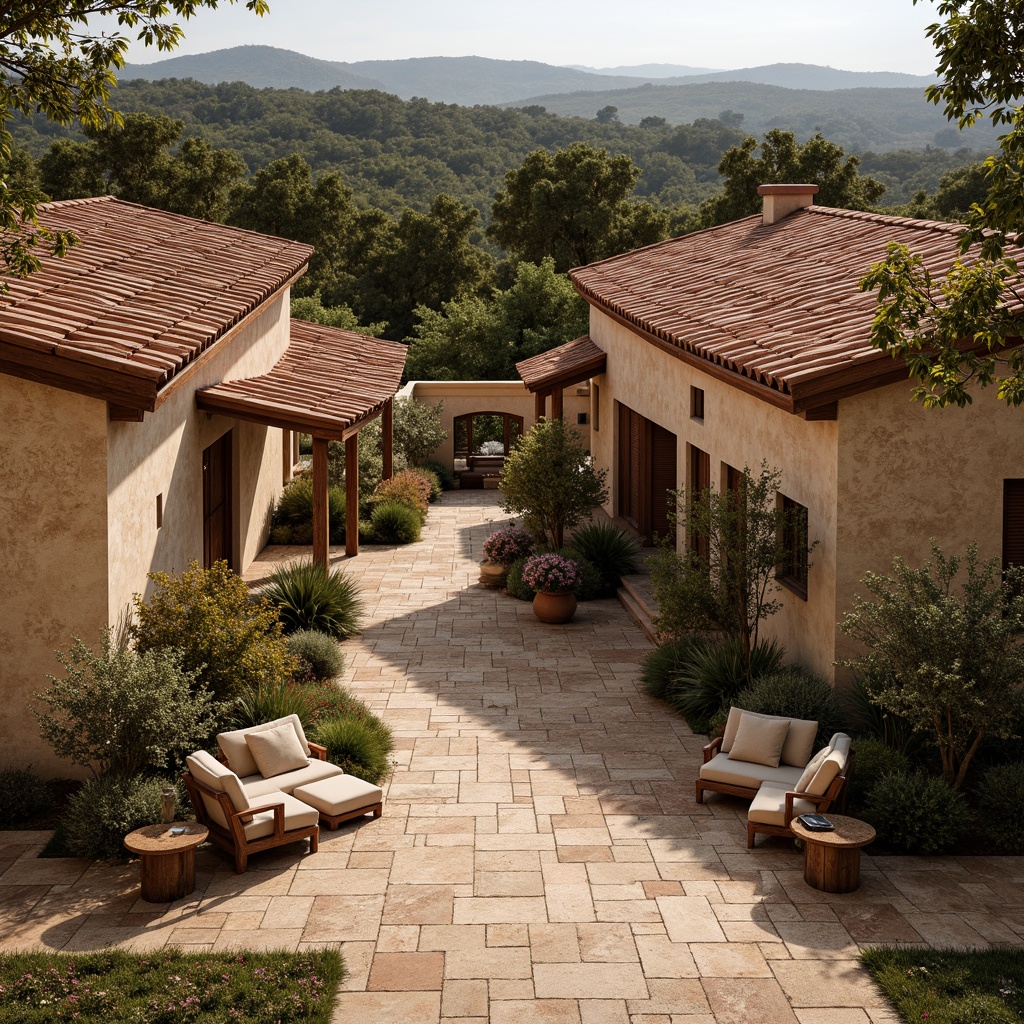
(0, 0, 266, 279)
(488, 142, 668, 271)
(862, 0, 1024, 408)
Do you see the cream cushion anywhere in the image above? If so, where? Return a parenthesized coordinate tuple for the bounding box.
(241, 759, 344, 799)
(293, 775, 383, 816)
(720, 707, 818, 768)
(186, 750, 250, 829)
(794, 743, 833, 793)
(699, 752, 803, 791)
(218, 714, 310, 778)
(242, 790, 320, 840)
(245, 723, 310, 779)
(747, 782, 818, 826)
(804, 733, 852, 797)
(727, 713, 790, 768)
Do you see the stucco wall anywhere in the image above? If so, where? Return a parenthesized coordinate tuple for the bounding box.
(400, 381, 591, 469)
(834, 379, 1024, 670)
(589, 309, 841, 679)
(107, 295, 291, 617)
(0, 375, 109, 773)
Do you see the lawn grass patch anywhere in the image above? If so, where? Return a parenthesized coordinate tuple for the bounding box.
(0, 948, 344, 1023)
(862, 946, 1024, 1023)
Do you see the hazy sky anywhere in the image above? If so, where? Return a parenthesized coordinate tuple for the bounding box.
(120, 0, 941, 74)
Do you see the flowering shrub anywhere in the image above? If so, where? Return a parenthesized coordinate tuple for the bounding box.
(483, 525, 534, 566)
(477, 440, 505, 455)
(521, 553, 581, 594)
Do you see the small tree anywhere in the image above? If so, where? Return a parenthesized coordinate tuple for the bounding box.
(840, 542, 1024, 790)
(500, 418, 608, 548)
(132, 560, 296, 702)
(35, 629, 221, 779)
(648, 462, 814, 673)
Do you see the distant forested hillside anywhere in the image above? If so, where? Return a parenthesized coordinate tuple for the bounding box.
(10, 79, 989, 220)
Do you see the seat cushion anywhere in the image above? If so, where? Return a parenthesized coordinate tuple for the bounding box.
(294, 774, 383, 816)
(747, 782, 817, 826)
(240, 758, 344, 798)
(218, 714, 311, 778)
(242, 790, 320, 841)
(245, 723, 310, 779)
(720, 707, 819, 768)
(728, 714, 790, 768)
(699, 752, 803, 791)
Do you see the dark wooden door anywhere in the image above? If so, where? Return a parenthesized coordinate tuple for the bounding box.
(617, 404, 676, 544)
(649, 424, 677, 543)
(1004, 479, 1024, 572)
(203, 431, 232, 569)
(618, 405, 644, 532)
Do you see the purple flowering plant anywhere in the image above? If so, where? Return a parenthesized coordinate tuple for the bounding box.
(521, 553, 581, 594)
(482, 525, 534, 566)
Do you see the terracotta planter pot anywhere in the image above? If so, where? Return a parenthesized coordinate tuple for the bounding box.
(478, 559, 509, 589)
(532, 590, 577, 624)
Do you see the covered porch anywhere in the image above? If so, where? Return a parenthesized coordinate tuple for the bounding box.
(516, 334, 606, 420)
(197, 319, 407, 567)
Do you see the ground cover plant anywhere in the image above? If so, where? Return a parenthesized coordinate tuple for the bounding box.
(0, 948, 344, 1024)
(862, 947, 1024, 1024)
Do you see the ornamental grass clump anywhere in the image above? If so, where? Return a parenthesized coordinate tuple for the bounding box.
(261, 559, 363, 639)
(521, 552, 581, 594)
(483, 525, 534, 566)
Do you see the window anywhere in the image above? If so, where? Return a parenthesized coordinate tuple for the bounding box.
(577, 412, 589, 425)
(592, 383, 600, 432)
(688, 444, 710, 556)
(1004, 479, 1024, 572)
(777, 494, 809, 599)
(690, 385, 705, 421)
(156, 493, 163, 529)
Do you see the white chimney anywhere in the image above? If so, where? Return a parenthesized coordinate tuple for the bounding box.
(757, 183, 819, 226)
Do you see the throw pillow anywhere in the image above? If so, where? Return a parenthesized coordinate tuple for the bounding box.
(794, 744, 832, 793)
(245, 723, 309, 779)
(727, 713, 790, 768)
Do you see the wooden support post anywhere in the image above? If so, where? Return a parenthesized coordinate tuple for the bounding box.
(534, 391, 545, 422)
(312, 437, 329, 569)
(282, 429, 292, 484)
(382, 398, 394, 481)
(550, 387, 563, 420)
(345, 432, 359, 557)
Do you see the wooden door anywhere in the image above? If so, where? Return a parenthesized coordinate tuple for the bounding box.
(617, 404, 676, 544)
(1004, 479, 1024, 572)
(618, 405, 645, 532)
(203, 431, 232, 569)
(649, 424, 677, 542)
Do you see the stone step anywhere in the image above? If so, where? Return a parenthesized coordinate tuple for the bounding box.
(617, 576, 658, 643)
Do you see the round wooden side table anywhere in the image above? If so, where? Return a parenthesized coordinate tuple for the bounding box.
(124, 822, 208, 903)
(790, 814, 876, 894)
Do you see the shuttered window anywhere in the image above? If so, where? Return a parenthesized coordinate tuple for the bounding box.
(777, 494, 809, 599)
(688, 444, 710, 557)
(1004, 479, 1024, 572)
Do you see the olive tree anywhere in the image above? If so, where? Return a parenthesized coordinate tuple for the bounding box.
(500, 417, 608, 548)
(840, 541, 1024, 789)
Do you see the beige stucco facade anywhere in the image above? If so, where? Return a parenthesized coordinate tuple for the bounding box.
(1, 296, 292, 774)
(400, 380, 591, 469)
(587, 306, 1024, 682)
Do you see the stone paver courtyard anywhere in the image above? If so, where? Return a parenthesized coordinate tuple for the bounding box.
(2, 490, 1023, 1023)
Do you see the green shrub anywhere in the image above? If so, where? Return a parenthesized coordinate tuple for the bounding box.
(418, 467, 443, 502)
(421, 458, 455, 490)
(304, 682, 373, 723)
(312, 716, 394, 785)
(0, 767, 50, 825)
(977, 761, 1024, 853)
(842, 672, 923, 757)
(233, 680, 321, 731)
(369, 499, 423, 544)
(36, 630, 222, 777)
(272, 477, 346, 542)
(61, 774, 174, 861)
(505, 555, 534, 600)
(261, 559, 363, 639)
(568, 522, 642, 595)
(270, 524, 295, 545)
(864, 770, 971, 854)
(667, 636, 785, 735)
(640, 635, 705, 701)
(735, 667, 843, 749)
(843, 737, 911, 811)
(133, 561, 296, 703)
(571, 554, 605, 601)
(288, 629, 346, 682)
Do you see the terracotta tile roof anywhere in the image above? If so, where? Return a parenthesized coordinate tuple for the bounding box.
(196, 319, 407, 439)
(570, 207, 1024, 412)
(516, 335, 607, 393)
(0, 196, 313, 408)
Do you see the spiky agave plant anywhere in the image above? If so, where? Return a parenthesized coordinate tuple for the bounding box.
(261, 559, 363, 639)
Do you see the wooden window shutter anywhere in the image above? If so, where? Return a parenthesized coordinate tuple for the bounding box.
(1004, 479, 1024, 571)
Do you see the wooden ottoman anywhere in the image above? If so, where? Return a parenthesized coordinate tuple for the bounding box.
(292, 775, 383, 830)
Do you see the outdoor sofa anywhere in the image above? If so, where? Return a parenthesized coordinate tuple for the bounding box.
(695, 707, 854, 848)
(183, 714, 383, 872)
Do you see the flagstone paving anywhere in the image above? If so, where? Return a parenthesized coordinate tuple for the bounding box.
(2, 490, 1023, 1023)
